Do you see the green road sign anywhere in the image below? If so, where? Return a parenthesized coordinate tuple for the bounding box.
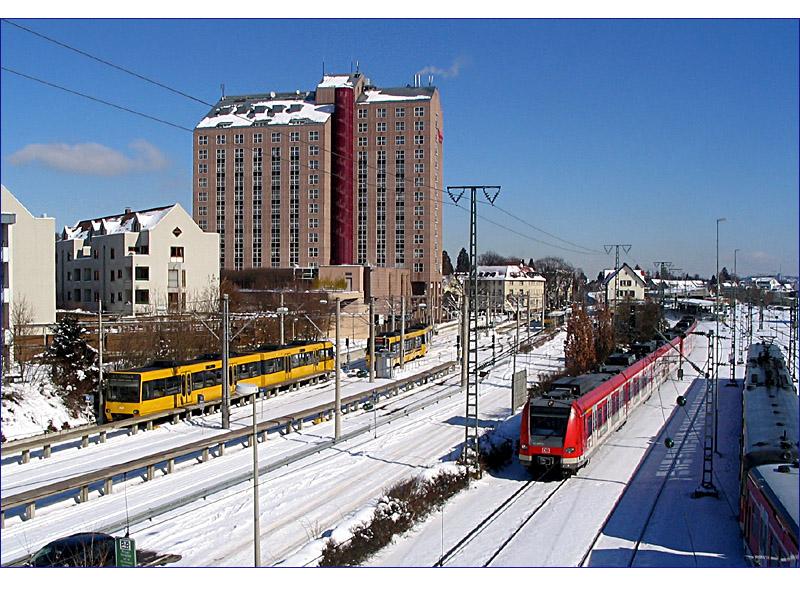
(115, 536, 137, 567)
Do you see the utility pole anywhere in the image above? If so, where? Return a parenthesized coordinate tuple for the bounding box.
(252, 389, 261, 567)
(653, 261, 672, 306)
(278, 292, 286, 345)
(97, 299, 104, 424)
(789, 298, 798, 382)
(714, 218, 726, 447)
(460, 287, 468, 389)
(222, 294, 230, 429)
(512, 296, 520, 378)
(526, 291, 531, 339)
(400, 296, 406, 369)
(368, 297, 375, 383)
(604, 244, 632, 309)
(447, 184, 501, 476)
(334, 298, 341, 440)
(390, 295, 395, 332)
(729, 248, 740, 383)
(693, 330, 719, 498)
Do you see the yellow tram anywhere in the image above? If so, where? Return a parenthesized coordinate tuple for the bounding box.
(104, 341, 334, 421)
(366, 325, 431, 368)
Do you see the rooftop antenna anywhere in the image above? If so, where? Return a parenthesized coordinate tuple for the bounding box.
(356, 60, 360, 73)
(322, 59, 325, 78)
(429, 74, 434, 86)
(220, 83, 225, 100)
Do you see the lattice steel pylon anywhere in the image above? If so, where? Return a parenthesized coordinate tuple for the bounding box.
(447, 185, 500, 477)
(693, 331, 719, 498)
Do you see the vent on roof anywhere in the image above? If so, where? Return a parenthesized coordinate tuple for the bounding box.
(125, 207, 132, 214)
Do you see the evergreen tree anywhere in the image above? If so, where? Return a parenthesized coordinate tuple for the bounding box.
(455, 247, 470, 273)
(44, 315, 99, 408)
(442, 250, 455, 276)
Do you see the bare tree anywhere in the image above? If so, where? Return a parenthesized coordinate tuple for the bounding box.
(10, 296, 36, 381)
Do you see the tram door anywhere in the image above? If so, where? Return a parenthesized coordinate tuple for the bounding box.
(181, 374, 192, 407)
(623, 383, 630, 419)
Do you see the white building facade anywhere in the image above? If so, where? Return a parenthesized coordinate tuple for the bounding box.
(476, 265, 546, 317)
(603, 263, 648, 305)
(56, 204, 219, 314)
(2, 185, 56, 339)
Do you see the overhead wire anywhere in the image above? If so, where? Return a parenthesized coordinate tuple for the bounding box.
(3, 18, 601, 258)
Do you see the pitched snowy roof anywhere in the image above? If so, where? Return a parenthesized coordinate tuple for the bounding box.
(477, 265, 545, 281)
(602, 263, 647, 287)
(196, 94, 334, 129)
(63, 204, 174, 240)
(317, 74, 357, 88)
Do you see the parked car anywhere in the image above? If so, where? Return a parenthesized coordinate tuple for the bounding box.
(356, 369, 369, 378)
(28, 533, 117, 567)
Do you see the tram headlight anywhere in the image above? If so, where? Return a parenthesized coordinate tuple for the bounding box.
(565, 447, 575, 454)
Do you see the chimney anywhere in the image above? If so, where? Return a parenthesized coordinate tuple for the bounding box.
(124, 207, 132, 214)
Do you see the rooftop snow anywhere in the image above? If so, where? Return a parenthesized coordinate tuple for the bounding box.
(63, 205, 173, 241)
(318, 75, 355, 88)
(197, 99, 334, 129)
(358, 89, 433, 103)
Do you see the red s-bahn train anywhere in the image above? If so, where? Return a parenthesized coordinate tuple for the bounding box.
(739, 342, 798, 567)
(519, 317, 697, 476)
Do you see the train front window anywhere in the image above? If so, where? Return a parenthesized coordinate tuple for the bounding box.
(530, 407, 570, 440)
(107, 375, 140, 403)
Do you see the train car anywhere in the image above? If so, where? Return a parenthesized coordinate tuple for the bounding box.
(105, 340, 334, 421)
(366, 324, 430, 368)
(739, 342, 798, 567)
(519, 319, 696, 475)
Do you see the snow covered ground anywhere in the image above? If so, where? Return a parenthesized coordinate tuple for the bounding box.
(2, 305, 795, 573)
(1, 363, 92, 441)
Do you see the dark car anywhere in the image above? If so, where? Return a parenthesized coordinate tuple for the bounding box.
(28, 533, 117, 567)
(356, 369, 369, 378)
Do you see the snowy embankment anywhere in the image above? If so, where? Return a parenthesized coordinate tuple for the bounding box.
(1, 364, 92, 441)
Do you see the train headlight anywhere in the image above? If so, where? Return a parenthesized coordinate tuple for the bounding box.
(133, 410, 140, 415)
(565, 447, 575, 454)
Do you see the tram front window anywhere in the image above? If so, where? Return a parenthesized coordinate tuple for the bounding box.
(529, 407, 570, 443)
(106, 375, 141, 403)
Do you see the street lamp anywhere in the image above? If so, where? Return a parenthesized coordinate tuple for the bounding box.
(276, 305, 288, 345)
(321, 297, 342, 440)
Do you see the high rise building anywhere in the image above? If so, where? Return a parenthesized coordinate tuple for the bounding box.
(192, 72, 443, 309)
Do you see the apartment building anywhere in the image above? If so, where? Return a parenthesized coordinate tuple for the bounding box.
(1, 185, 56, 340)
(57, 203, 219, 314)
(477, 264, 546, 317)
(193, 71, 443, 316)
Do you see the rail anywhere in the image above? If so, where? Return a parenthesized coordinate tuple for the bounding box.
(0, 361, 456, 531)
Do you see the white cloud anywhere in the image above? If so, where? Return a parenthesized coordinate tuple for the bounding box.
(416, 57, 466, 80)
(9, 140, 168, 176)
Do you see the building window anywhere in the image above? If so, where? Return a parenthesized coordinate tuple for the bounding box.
(414, 106, 425, 117)
(135, 289, 150, 304)
(414, 135, 424, 145)
(358, 122, 368, 133)
(414, 120, 425, 131)
(198, 206, 208, 216)
(414, 248, 424, 258)
(199, 177, 208, 188)
(308, 203, 319, 214)
(376, 107, 386, 118)
(395, 121, 405, 132)
(271, 132, 281, 142)
(198, 192, 208, 202)
(110, 248, 115, 259)
(308, 130, 319, 141)
(395, 107, 405, 118)
(253, 133, 263, 143)
(216, 135, 226, 145)
(414, 163, 424, 173)
(414, 148, 424, 159)
(358, 137, 368, 147)
(290, 131, 300, 142)
(170, 246, 184, 261)
(413, 262, 424, 273)
(414, 177, 424, 187)
(234, 134, 244, 144)
(93, 270, 99, 280)
(198, 135, 208, 145)
(308, 188, 319, 199)
(309, 174, 319, 185)
(414, 205, 424, 216)
(309, 160, 319, 170)
(414, 219, 424, 230)
(198, 163, 208, 174)
(135, 266, 150, 280)
(308, 247, 318, 257)
(308, 232, 319, 243)
(376, 136, 386, 146)
(309, 145, 320, 156)
(198, 149, 208, 160)
(358, 108, 368, 119)
(376, 122, 387, 132)
(395, 136, 405, 145)
(414, 234, 424, 244)
(308, 218, 319, 228)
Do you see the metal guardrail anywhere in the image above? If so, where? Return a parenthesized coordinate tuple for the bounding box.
(0, 361, 457, 532)
(1, 372, 332, 463)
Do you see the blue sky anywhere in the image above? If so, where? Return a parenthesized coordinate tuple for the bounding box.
(1, 18, 797, 279)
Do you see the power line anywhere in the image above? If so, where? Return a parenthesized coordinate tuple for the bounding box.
(1, 66, 195, 132)
(2, 19, 211, 107)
